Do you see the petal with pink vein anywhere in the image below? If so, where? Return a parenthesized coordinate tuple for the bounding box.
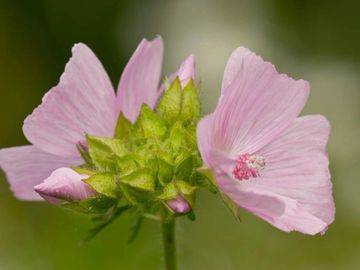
(116, 36, 164, 122)
(23, 43, 118, 158)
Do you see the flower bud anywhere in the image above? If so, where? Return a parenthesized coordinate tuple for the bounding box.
(34, 167, 97, 205)
(166, 196, 191, 214)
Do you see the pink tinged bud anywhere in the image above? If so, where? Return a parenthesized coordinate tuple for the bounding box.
(34, 167, 97, 205)
(177, 54, 196, 87)
(232, 153, 265, 181)
(166, 196, 191, 214)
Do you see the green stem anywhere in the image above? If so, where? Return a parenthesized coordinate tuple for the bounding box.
(161, 213, 177, 270)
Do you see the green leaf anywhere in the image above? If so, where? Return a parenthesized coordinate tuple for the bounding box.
(180, 79, 201, 121)
(139, 104, 167, 139)
(85, 173, 118, 198)
(156, 77, 182, 123)
(115, 111, 132, 139)
(86, 134, 128, 171)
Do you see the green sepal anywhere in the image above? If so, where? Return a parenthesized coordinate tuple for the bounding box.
(197, 167, 219, 193)
(175, 154, 194, 180)
(61, 196, 117, 214)
(158, 182, 178, 200)
(180, 79, 201, 121)
(167, 122, 194, 153)
(176, 180, 198, 196)
(128, 215, 143, 244)
(86, 134, 128, 171)
(115, 111, 132, 139)
(177, 180, 197, 207)
(186, 210, 196, 221)
(71, 165, 97, 176)
(119, 182, 156, 209)
(158, 180, 197, 202)
(138, 104, 167, 139)
(76, 143, 93, 164)
(117, 153, 142, 176)
(219, 192, 242, 222)
(82, 205, 130, 243)
(190, 171, 217, 194)
(155, 157, 174, 186)
(85, 173, 118, 198)
(121, 169, 155, 192)
(156, 77, 182, 123)
(197, 167, 241, 221)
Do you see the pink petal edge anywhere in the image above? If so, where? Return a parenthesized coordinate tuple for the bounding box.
(23, 43, 118, 158)
(212, 47, 309, 156)
(0, 146, 82, 200)
(116, 36, 164, 122)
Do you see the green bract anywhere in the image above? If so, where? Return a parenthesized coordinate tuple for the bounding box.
(67, 78, 215, 238)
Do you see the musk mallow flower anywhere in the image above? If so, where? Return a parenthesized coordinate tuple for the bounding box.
(0, 39, 335, 270)
(197, 47, 335, 235)
(0, 36, 195, 208)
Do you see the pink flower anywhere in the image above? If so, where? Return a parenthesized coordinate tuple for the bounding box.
(197, 47, 335, 235)
(0, 36, 196, 203)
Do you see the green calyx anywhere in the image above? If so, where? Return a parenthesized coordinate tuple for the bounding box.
(67, 78, 215, 232)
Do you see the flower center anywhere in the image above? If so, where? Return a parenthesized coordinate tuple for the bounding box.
(232, 153, 265, 181)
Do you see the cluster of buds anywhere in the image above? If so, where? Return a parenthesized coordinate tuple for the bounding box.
(44, 78, 212, 229)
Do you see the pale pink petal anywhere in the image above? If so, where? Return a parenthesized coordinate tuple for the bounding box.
(23, 43, 118, 158)
(176, 54, 196, 87)
(116, 36, 164, 122)
(255, 115, 334, 225)
(217, 174, 328, 234)
(0, 146, 82, 201)
(196, 113, 215, 167)
(166, 196, 191, 214)
(159, 54, 197, 92)
(34, 167, 96, 205)
(214, 115, 334, 234)
(211, 47, 309, 156)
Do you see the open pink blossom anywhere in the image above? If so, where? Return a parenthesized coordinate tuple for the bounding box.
(197, 47, 335, 235)
(0, 36, 196, 203)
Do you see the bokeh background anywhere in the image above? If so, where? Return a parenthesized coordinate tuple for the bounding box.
(1, 0, 360, 269)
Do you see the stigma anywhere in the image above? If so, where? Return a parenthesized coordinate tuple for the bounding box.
(232, 153, 265, 181)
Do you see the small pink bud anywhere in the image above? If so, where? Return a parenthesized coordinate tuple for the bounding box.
(34, 167, 97, 205)
(166, 196, 191, 214)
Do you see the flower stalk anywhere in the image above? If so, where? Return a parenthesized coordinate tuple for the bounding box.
(161, 210, 177, 270)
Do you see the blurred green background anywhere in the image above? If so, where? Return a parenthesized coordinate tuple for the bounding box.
(1, 0, 359, 269)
